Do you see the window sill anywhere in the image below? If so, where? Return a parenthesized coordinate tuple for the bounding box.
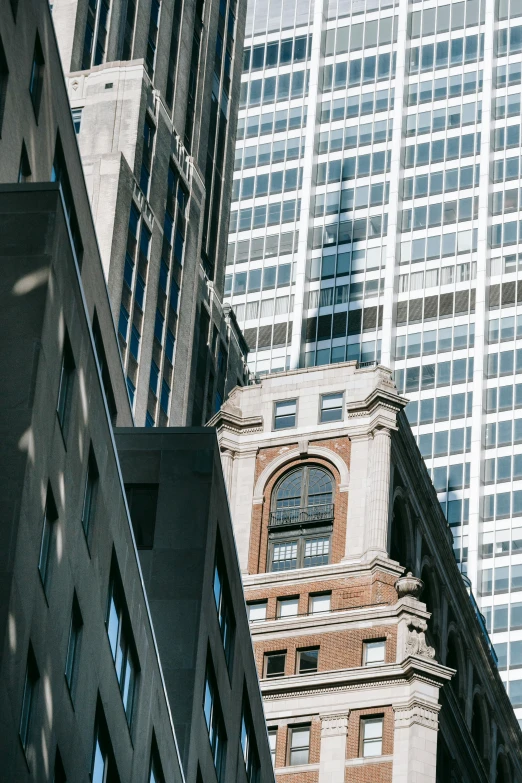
(274, 763, 319, 774)
(346, 755, 393, 767)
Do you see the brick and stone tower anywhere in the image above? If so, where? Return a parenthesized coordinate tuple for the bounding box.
(211, 362, 522, 781)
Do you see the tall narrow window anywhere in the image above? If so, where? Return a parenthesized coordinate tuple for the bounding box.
(56, 332, 75, 437)
(240, 697, 260, 783)
(288, 725, 310, 765)
(19, 644, 39, 751)
(121, 0, 137, 60)
(0, 35, 8, 138)
(268, 728, 277, 766)
(125, 484, 158, 549)
(106, 560, 139, 724)
(65, 594, 83, 695)
(203, 661, 227, 781)
(82, 0, 111, 68)
(39, 486, 58, 594)
(213, 547, 235, 671)
(29, 33, 45, 120)
(140, 117, 155, 196)
(51, 134, 84, 264)
(165, 0, 182, 108)
(149, 734, 165, 782)
(145, 0, 161, 77)
(361, 716, 383, 757)
(53, 747, 66, 782)
(71, 107, 82, 133)
(82, 447, 99, 539)
(184, 0, 203, 149)
(91, 699, 120, 782)
(18, 141, 32, 182)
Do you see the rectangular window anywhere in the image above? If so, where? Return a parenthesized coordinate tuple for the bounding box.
(203, 661, 227, 781)
(361, 716, 383, 757)
(272, 541, 297, 571)
(363, 640, 386, 666)
(65, 594, 83, 696)
(320, 392, 344, 422)
(310, 593, 331, 614)
(304, 537, 329, 567)
(268, 728, 277, 766)
(0, 35, 8, 138)
(297, 647, 319, 674)
(19, 644, 39, 751)
(106, 561, 139, 725)
(91, 700, 120, 783)
(264, 651, 286, 678)
(56, 333, 75, 437)
(240, 698, 260, 783)
(289, 725, 310, 765)
(247, 601, 267, 622)
(71, 107, 82, 133)
(149, 735, 165, 783)
(277, 596, 299, 618)
(274, 399, 297, 429)
(29, 33, 45, 120)
(125, 484, 158, 549)
(39, 486, 58, 594)
(213, 548, 235, 671)
(82, 447, 99, 540)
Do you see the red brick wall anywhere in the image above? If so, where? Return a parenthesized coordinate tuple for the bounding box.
(347, 707, 394, 758)
(272, 718, 321, 770)
(248, 438, 351, 574)
(345, 761, 393, 783)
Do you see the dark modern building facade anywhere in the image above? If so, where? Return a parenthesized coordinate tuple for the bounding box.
(117, 428, 275, 783)
(0, 2, 275, 781)
(51, 0, 249, 427)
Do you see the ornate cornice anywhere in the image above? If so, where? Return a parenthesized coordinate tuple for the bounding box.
(208, 407, 263, 434)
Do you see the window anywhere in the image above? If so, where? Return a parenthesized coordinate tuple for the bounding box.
(125, 484, 158, 549)
(268, 728, 277, 766)
(53, 747, 66, 783)
(274, 399, 297, 429)
(65, 594, 83, 696)
(18, 141, 32, 182)
(19, 644, 39, 751)
(38, 486, 58, 594)
(264, 651, 286, 678)
(56, 333, 75, 437)
(277, 596, 298, 618)
(51, 134, 83, 264)
(247, 601, 267, 622)
(71, 107, 82, 133)
(92, 310, 118, 424)
(310, 593, 331, 614)
(0, 35, 8, 138)
(269, 467, 334, 571)
(240, 698, 260, 783)
(213, 547, 235, 671)
(288, 725, 310, 766)
(82, 447, 98, 540)
(297, 648, 319, 674)
(320, 392, 344, 422)
(81, 0, 111, 68)
(29, 33, 45, 120)
(106, 562, 139, 724)
(361, 716, 383, 757)
(91, 700, 120, 783)
(363, 640, 386, 666)
(149, 735, 165, 783)
(203, 661, 227, 781)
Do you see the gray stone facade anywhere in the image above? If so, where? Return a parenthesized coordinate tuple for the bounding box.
(52, 0, 249, 426)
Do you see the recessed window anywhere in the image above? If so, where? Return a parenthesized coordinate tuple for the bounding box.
(65, 593, 83, 696)
(288, 725, 310, 766)
(18, 141, 32, 182)
(91, 700, 119, 783)
(297, 647, 319, 674)
(71, 107, 82, 134)
(54, 747, 66, 783)
(38, 486, 58, 594)
(264, 651, 286, 678)
(320, 392, 344, 422)
(0, 35, 9, 138)
(274, 399, 297, 429)
(82, 447, 99, 540)
(277, 596, 299, 618)
(203, 660, 227, 782)
(240, 697, 260, 783)
(268, 728, 277, 766)
(213, 547, 235, 672)
(56, 333, 75, 438)
(247, 601, 267, 622)
(363, 640, 386, 666)
(125, 484, 158, 549)
(149, 734, 165, 783)
(309, 592, 331, 614)
(29, 33, 45, 120)
(19, 644, 39, 751)
(106, 562, 139, 725)
(361, 716, 384, 757)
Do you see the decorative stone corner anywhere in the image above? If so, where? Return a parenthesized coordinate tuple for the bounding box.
(394, 701, 440, 731)
(320, 714, 349, 737)
(395, 572, 424, 600)
(405, 616, 435, 659)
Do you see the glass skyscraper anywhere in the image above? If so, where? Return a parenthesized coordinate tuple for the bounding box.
(225, 0, 522, 716)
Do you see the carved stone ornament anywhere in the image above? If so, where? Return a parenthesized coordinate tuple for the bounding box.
(405, 616, 435, 659)
(320, 714, 349, 737)
(395, 572, 424, 600)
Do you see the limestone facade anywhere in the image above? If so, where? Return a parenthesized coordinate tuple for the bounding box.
(212, 362, 522, 782)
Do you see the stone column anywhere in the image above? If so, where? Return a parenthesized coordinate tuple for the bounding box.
(392, 701, 440, 783)
(343, 434, 371, 559)
(318, 714, 349, 783)
(366, 428, 392, 557)
(220, 448, 234, 496)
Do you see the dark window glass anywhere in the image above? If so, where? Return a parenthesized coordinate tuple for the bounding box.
(125, 484, 159, 549)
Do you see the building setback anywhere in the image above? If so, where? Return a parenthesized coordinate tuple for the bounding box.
(50, 0, 249, 427)
(116, 428, 275, 783)
(0, 2, 274, 782)
(212, 362, 522, 781)
(226, 0, 522, 717)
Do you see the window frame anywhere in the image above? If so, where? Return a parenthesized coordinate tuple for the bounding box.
(203, 659, 227, 782)
(360, 715, 384, 758)
(273, 398, 298, 430)
(309, 592, 331, 614)
(105, 562, 139, 727)
(38, 486, 58, 596)
(263, 650, 287, 678)
(268, 727, 277, 766)
(19, 643, 39, 752)
(288, 724, 311, 766)
(296, 647, 319, 674)
(56, 332, 75, 440)
(319, 391, 344, 423)
(213, 542, 236, 674)
(81, 446, 99, 542)
(29, 33, 45, 121)
(362, 639, 386, 666)
(65, 592, 83, 698)
(247, 600, 267, 622)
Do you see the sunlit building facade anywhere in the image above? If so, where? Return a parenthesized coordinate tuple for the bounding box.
(225, 0, 522, 718)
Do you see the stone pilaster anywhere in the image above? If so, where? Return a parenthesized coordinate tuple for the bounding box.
(366, 428, 392, 557)
(343, 434, 371, 559)
(318, 713, 349, 783)
(392, 701, 440, 783)
(220, 448, 234, 496)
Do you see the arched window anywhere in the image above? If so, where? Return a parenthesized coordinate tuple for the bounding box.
(268, 467, 334, 572)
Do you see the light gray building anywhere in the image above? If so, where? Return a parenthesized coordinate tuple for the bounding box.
(51, 0, 249, 427)
(225, 0, 522, 719)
